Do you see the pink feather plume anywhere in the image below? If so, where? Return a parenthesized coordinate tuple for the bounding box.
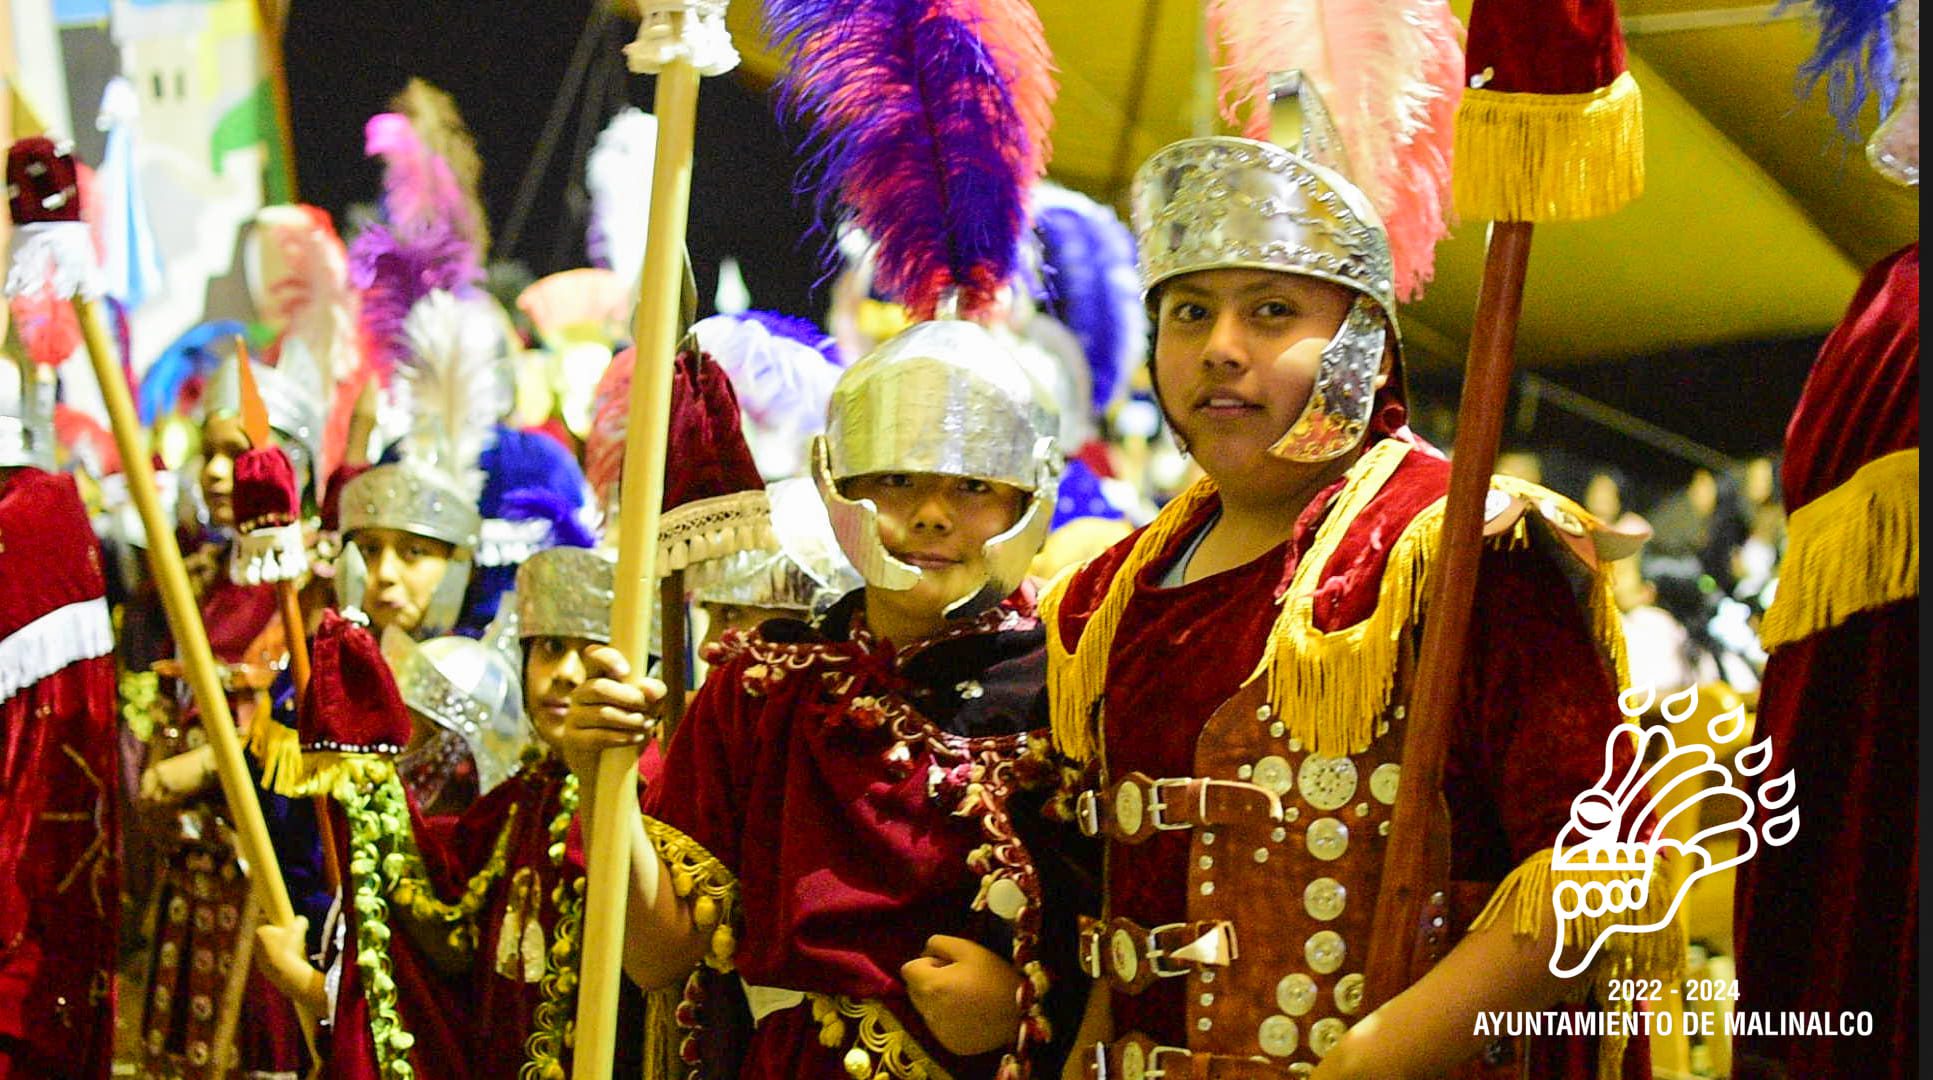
(1207, 0, 1463, 300)
(364, 113, 484, 253)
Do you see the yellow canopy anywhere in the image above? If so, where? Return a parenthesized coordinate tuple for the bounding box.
(725, 0, 1917, 369)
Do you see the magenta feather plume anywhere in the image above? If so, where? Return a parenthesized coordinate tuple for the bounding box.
(364, 113, 483, 251)
(348, 112, 486, 377)
(1207, 0, 1463, 301)
(765, 0, 1057, 322)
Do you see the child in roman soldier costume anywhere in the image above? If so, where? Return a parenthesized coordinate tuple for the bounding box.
(130, 346, 324, 1080)
(1040, 47, 1676, 1080)
(558, 0, 1099, 1073)
(0, 352, 120, 1078)
(1732, 3, 1918, 1075)
(443, 543, 634, 1079)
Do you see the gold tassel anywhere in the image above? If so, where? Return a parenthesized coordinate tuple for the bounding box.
(1039, 477, 1218, 764)
(1453, 70, 1645, 223)
(1760, 448, 1919, 649)
(246, 714, 306, 797)
(1468, 849, 1686, 1080)
(289, 752, 394, 798)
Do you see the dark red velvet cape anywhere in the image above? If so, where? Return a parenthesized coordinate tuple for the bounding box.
(1731, 244, 1918, 1080)
(0, 470, 120, 1079)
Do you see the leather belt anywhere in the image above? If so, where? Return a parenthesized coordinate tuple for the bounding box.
(1078, 915, 1238, 994)
(1076, 771, 1282, 843)
(1087, 1033, 1299, 1080)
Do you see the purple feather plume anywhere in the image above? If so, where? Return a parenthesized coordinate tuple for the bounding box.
(765, 0, 1055, 321)
(347, 219, 483, 377)
(1031, 189, 1144, 413)
(741, 308, 844, 366)
(348, 111, 487, 376)
(1792, 0, 1901, 136)
(500, 486, 598, 550)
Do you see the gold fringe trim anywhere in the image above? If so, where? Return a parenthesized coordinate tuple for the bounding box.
(641, 814, 741, 971)
(1245, 441, 1422, 757)
(1760, 448, 1919, 649)
(1044, 441, 1633, 764)
(1039, 476, 1218, 764)
(1469, 848, 1686, 1080)
(288, 752, 397, 799)
(1454, 70, 1645, 223)
(248, 715, 306, 797)
(1590, 559, 1632, 691)
(808, 993, 952, 1080)
(641, 984, 686, 1080)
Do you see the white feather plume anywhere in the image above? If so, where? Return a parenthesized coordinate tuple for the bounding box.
(586, 108, 659, 288)
(394, 289, 513, 498)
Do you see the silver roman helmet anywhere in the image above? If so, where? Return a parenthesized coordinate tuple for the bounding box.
(515, 545, 617, 644)
(335, 463, 483, 638)
(1132, 72, 1398, 463)
(811, 318, 1062, 618)
(383, 630, 528, 794)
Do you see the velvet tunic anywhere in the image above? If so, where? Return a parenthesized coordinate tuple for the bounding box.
(1052, 445, 1651, 1077)
(640, 591, 1092, 1079)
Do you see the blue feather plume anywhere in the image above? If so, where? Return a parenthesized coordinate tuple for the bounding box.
(1792, 0, 1901, 136)
(1031, 187, 1145, 414)
(138, 320, 247, 424)
(500, 486, 598, 549)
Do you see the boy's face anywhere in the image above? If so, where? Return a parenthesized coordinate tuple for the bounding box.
(1151, 267, 1359, 481)
(841, 471, 1026, 621)
(199, 415, 251, 530)
(351, 526, 455, 637)
(523, 634, 599, 751)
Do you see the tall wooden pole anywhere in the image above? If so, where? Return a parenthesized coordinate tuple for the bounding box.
(1362, 221, 1535, 1009)
(573, 48, 703, 1080)
(71, 296, 316, 1029)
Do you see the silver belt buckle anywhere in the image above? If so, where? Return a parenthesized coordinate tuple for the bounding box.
(1145, 777, 1202, 832)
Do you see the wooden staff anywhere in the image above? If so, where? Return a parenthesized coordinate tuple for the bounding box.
(658, 568, 688, 740)
(1362, 221, 1535, 1009)
(70, 297, 317, 1035)
(575, 7, 726, 1072)
(235, 339, 336, 891)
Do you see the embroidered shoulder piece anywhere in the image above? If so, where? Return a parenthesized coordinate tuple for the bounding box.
(642, 814, 740, 972)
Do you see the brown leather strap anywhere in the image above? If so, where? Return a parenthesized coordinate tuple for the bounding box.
(1086, 1033, 1301, 1080)
(1076, 771, 1283, 843)
(1078, 915, 1239, 994)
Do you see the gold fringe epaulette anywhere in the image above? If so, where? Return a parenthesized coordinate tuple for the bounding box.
(1760, 448, 1918, 650)
(641, 815, 740, 972)
(1469, 848, 1685, 1080)
(1043, 441, 1634, 764)
(1454, 70, 1644, 223)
